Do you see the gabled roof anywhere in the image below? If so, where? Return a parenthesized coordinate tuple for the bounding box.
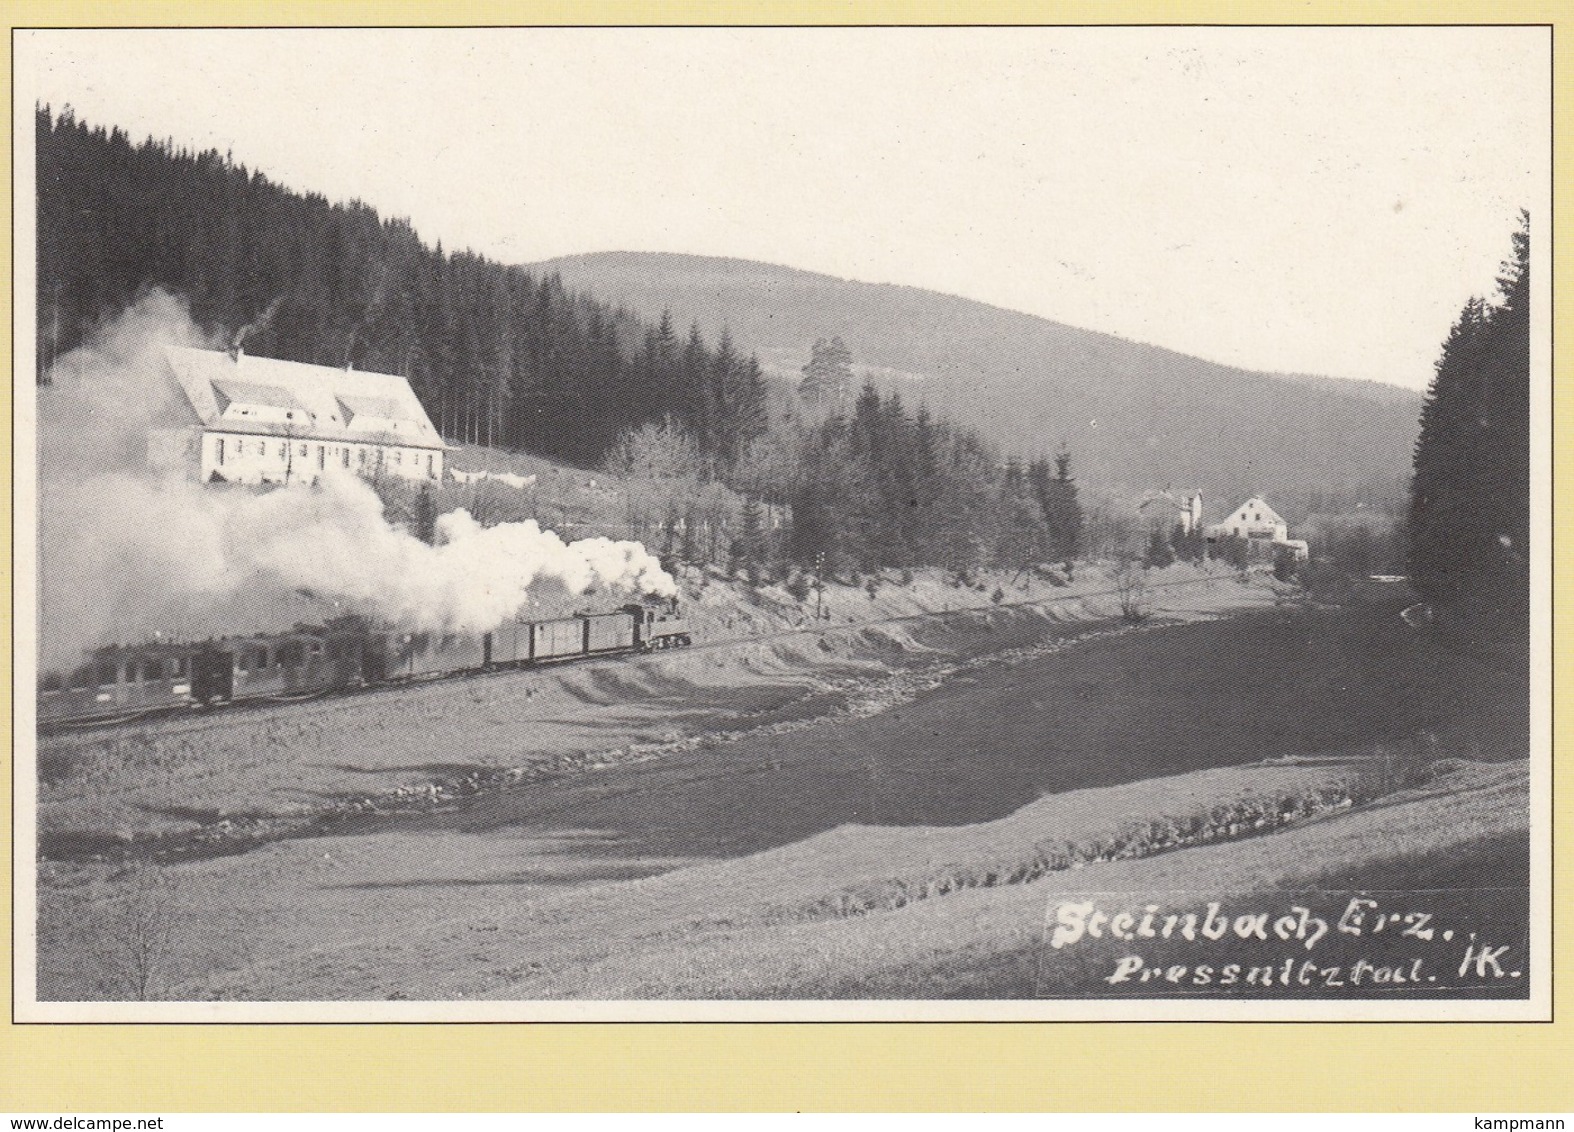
(1223, 496, 1284, 525)
(164, 347, 445, 449)
(1138, 488, 1204, 514)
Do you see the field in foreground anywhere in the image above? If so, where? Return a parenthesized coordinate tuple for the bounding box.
(33, 577, 1530, 1003)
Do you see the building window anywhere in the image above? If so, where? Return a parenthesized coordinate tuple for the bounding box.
(343, 448, 352, 469)
(216, 437, 226, 465)
(393, 449, 402, 465)
(317, 445, 326, 470)
(427, 453, 434, 476)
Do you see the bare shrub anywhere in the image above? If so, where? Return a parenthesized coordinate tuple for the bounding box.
(103, 863, 183, 1000)
(1113, 558, 1148, 622)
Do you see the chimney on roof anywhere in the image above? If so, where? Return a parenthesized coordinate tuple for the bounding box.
(228, 296, 282, 364)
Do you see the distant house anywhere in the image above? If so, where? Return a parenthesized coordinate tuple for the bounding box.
(1139, 489, 1204, 534)
(1204, 496, 1309, 560)
(149, 347, 446, 486)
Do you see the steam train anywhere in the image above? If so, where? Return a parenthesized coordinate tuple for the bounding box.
(37, 601, 692, 729)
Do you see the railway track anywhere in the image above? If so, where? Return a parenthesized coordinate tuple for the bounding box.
(36, 573, 1240, 740)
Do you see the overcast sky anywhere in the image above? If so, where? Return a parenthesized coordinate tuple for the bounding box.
(16, 26, 1549, 390)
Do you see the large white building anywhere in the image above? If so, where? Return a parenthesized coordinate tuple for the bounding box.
(149, 347, 446, 486)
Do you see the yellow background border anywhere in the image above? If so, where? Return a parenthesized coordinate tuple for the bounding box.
(3, 0, 1569, 1113)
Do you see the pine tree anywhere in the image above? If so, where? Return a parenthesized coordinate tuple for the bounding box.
(799, 336, 853, 416)
(733, 494, 767, 583)
(1408, 213, 1530, 616)
(1038, 450, 1084, 567)
(730, 354, 771, 468)
(1144, 527, 1175, 569)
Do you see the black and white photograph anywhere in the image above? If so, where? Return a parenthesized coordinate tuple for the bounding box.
(12, 24, 1550, 1020)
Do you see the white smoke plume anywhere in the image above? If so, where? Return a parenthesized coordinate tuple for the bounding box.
(37, 291, 675, 669)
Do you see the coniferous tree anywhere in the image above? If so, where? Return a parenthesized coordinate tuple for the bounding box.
(1408, 213, 1530, 616)
(1170, 521, 1205, 565)
(1144, 527, 1175, 569)
(799, 336, 853, 416)
(733, 495, 767, 583)
(1038, 450, 1084, 567)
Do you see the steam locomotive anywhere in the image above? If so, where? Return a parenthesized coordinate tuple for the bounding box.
(37, 601, 692, 729)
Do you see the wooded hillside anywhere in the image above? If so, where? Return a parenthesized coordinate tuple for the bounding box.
(37, 106, 1100, 579)
(36, 106, 768, 471)
(531, 251, 1424, 515)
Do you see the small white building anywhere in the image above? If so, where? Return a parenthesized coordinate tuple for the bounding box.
(1204, 496, 1309, 560)
(149, 347, 446, 487)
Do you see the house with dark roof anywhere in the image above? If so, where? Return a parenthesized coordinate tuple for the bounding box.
(148, 347, 447, 486)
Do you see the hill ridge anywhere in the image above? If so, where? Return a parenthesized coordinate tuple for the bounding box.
(536, 250, 1412, 403)
(525, 250, 1422, 509)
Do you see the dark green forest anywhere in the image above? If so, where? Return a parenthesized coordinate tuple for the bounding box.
(1408, 213, 1531, 619)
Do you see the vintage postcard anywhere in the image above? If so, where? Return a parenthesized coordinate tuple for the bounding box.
(10, 22, 1552, 1024)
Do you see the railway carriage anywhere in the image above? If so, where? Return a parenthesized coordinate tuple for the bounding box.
(38, 599, 692, 728)
(37, 642, 200, 724)
(191, 625, 366, 703)
(365, 628, 489, 682)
